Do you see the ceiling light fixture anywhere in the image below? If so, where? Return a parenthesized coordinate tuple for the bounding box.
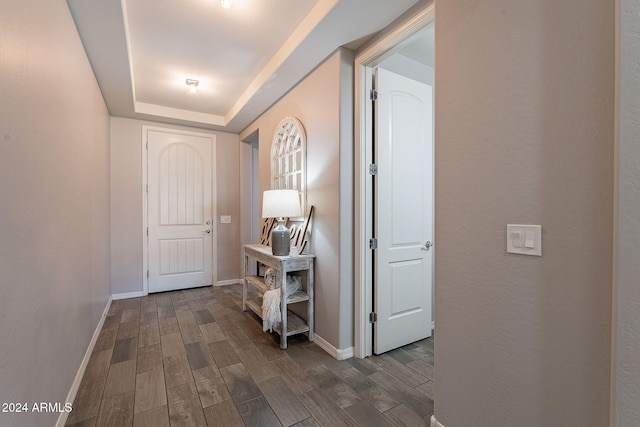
(221, 0, 231, 9)
(186, 79, 199, 93)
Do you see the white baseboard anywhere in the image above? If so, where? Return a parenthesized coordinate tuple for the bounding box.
(112, 291, 146, 300)
(431, 415, 445, 427)
(56, 297, 112, 427)
(112, 281, 240, 298)
(215, 279, 242, 286)
(313, 334, 354, 361)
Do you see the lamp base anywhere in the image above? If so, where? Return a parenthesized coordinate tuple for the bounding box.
(271, 219, 290, 256)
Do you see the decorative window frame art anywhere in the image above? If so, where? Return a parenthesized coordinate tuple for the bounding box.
(270, 117, 307, 217)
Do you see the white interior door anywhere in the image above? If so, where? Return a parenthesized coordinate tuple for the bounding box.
(147, 130, 213, 293)
(374, 68, 433, 354)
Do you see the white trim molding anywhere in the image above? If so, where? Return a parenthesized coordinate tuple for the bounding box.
(141, 125, 149, 296)
(215, 279, 243, 287)
(313, 334, 354, 361)
(112, 291, 146, 300)
(56, 297, 112, 427)
(431, 415, 446, 427)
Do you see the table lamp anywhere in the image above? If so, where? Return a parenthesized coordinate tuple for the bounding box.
(262, 189, 302, 256)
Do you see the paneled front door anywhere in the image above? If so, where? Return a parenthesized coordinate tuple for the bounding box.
(147, 129, 213, 293)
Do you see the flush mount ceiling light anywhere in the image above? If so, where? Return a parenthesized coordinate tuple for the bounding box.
(185, 78, 199, 93)
(221, 0, 232, 9)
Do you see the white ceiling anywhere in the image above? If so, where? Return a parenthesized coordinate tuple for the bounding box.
(66, 0, 422, 133)
(398, 23, 435, 67)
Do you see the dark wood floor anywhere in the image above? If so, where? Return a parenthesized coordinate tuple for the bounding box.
(65, 284, 434, 427)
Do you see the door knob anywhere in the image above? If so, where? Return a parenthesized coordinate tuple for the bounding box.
(205, 220, 211, 225)
(422, 241, 433, 250)
(204, 229, 211, 234)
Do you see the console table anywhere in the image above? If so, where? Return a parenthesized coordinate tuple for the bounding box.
(242, 244, 314, 349)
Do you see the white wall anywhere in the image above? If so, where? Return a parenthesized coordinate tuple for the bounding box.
(240, 49, 354, 352)
(614, 0, 640, 424)
(0, 1, 111, 426)
(110, 117, 241, 295)
(434, 1, 614, 426)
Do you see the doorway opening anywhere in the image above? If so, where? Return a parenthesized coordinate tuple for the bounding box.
(354, 4, 435, 358)
(240, 130, 260, 275)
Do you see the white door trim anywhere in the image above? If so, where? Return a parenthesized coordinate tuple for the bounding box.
(142, 125, 217, 295)
(354, 3, 434, 358)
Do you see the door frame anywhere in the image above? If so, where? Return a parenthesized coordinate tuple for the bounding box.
(354, 3, 434, 358)
(142, 125, 217, 296)
(240, 130, 260, 275)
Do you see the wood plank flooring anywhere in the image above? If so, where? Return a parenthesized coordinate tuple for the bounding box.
(66, 284, 434, 427)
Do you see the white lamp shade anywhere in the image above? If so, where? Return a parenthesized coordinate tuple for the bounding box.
(262, 189, 301, 219)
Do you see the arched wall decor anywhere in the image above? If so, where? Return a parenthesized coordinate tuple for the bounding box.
(270, 117, 307, 214)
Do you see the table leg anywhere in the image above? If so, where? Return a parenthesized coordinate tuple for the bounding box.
(307, 260, 314, 342)
(280, 267, 288, 349)
(242, 253, 248, 311)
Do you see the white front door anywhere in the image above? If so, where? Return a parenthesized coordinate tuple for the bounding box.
(374, 68, 433, 354)
(147, 130, 213, 293)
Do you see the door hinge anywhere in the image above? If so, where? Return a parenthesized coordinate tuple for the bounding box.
(146, 227, 149, 236)
(370, 89, 378, 101)
(147, 269, 149, 278)
(146, 184, 148, 193)
(369, 164, 378, 175)
(146, 141, 148, 150)
(369, 312, 377, 323)
(369, 238, 378, 250)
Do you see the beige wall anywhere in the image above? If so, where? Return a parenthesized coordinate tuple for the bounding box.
(110, 117, 241, 295)
(0, 1, 111, 426)
(434, 1, 614, 426)
(614, 0, 640, 424)
(240, 49, 354, 351)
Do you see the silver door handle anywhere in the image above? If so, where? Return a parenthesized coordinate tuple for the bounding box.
(204, 229, 211, 234)
(422, 241, 433, 250)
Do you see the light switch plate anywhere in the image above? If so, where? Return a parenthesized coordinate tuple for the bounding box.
(220, 215, 231, 224)
(507, 224, 542, 256)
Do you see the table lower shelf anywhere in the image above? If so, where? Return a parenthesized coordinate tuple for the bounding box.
(244, 297, 310, 336)
(245, 275, 310, 303)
